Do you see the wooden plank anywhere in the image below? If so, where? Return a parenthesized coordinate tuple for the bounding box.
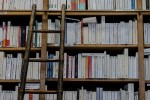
(3, 10, 150, 16)
(0, 48, 41, 51)
(137, 0, 142, 10)
(33, 30, 60, 33)
(144, 44, 150, 47)
(24, 90, 57, 94)
(46, 78, 139, 83)
(47, 44, 138, 51)
(0, 79, 40, 83)
(57, 4, 65, 100)
(47, 44, 138, 48)
(47, 10, 138, 16)
(0, 11, 43, 15)
(137, 13, 145, 100)
(39, 0, 48, 100)
(29, 58, 59, 62)
(18, 4, 36, 100)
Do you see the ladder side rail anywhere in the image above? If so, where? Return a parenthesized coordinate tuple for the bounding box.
(18, 4, 36, 100)
(57, 4, 66, 100)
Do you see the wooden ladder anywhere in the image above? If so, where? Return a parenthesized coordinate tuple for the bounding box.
(18, 4, 66, 100)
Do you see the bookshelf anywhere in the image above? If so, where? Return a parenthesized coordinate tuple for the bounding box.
(0, 0, 148, 100)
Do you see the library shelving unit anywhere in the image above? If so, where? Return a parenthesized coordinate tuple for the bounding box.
(0, 0, 148, 100)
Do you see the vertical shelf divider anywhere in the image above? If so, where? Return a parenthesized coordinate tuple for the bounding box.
(39, 0, 48, 100)
(137, 0, 145, 100)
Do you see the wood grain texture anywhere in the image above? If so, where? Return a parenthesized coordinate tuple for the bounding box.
(39, 0, 48, 100)
(137, 13, 145, 100)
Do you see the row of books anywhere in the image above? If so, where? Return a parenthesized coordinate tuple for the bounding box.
(0, 85, 18, 100)
(2, 0, 150, 11)
(0, 52, 41, 79)
(1, 16, 148, 46)
(0, 0, 43, 10)
(2, 48, 150, 79)
(49, 0, 86, 10)
(46, 49, 138, 79)
(144, 23, 150, 44)
(0, 83, 138, 100)
(0, 21, 42, 47)
(88, 0, 137, 10)
(48, 17, 138, 45)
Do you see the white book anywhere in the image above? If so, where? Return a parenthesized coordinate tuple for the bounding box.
(89, 0, 93, 10)
(87, 24, 91, 44)
(72, 56, 75, 78)
(76, 22, 81, 44)
(49, 0, 51, 9)
(63, 53, 67, 78)
(78, 54, 81, 78)
(96, 24, 100, 44)
(0, 0, 2, 10)
(54, 0, 57, 10)
(83, 17, 97, 23)
(142, 0, 146, 10)
(12, 58, 17, 79)
(0, 52, 4, 79)
(134, 20, 137, 44)
(55, 19, 60, 45)
(25, 83, 40, 89)
(83, 27, 89, 44)
(101, 16, 105, 44)
(92, 0, 96, 10)
(87, 0, 90, 10)
(57, 0, 61, 10)
(91, 23, 96, 44)
(144, 23, 148, 44)
(67, 0, 71, 10)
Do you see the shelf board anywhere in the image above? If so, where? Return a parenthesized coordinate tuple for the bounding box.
(0, 79, 40, 83)
(47, 10, 139, 16)
(0, 10, 43, 15)
(142, 10, 150, 15)
(47, 44, 138, 50)
(1, 10, 150, 16)
(0, 47, 41, 51)
(0, 10, 141, 16)
(145, 80, 150, 83)
(46, 78, 139, 83)
(144, 44, 150, 48)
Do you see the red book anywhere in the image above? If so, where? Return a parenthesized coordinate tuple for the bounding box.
(88, 56, 92, 78)
(29, 94, 33, 100)
(71, 0, 76, 10)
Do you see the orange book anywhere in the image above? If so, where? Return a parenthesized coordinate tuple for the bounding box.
(2, 24, 9, 47)
(71, 0, 75, 10)
(29, 93, 33, 100)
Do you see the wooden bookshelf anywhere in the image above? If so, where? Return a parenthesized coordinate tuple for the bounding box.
(0, 0, 147, 100)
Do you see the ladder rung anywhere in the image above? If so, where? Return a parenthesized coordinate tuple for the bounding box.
(29, 58, 60, 62)
(32, 30, 61, 33)
(21, 90, 58, 94)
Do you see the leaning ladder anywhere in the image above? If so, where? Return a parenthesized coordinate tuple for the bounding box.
(18, 4, 66, 100)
